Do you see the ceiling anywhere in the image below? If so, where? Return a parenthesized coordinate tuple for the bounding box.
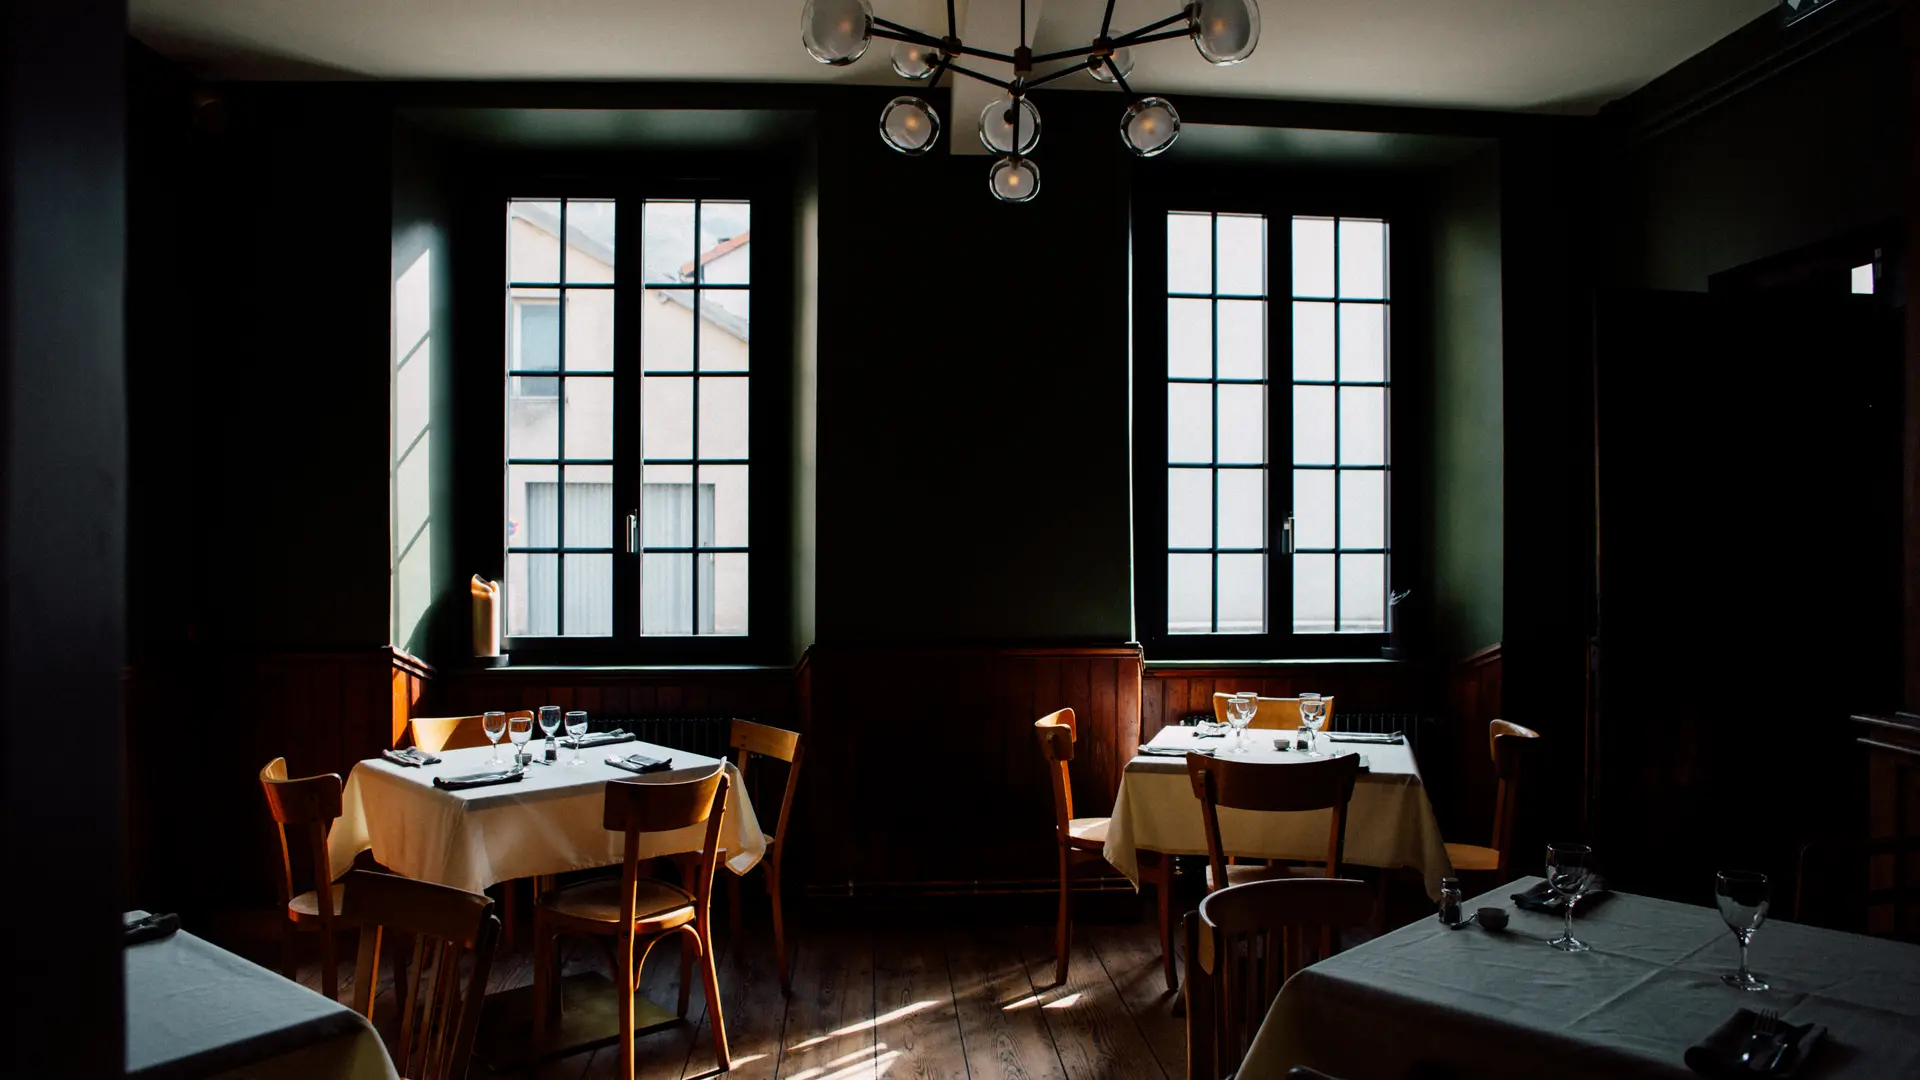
(133, 0, 1775, 114)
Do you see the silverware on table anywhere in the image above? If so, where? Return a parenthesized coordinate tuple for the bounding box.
(1740, 1009, 1779, 1070)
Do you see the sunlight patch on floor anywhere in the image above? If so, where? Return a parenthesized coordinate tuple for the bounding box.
(1000, 993, 1044, 1011)
(786, 1044, 900, 1080)
(1042, 992, 1083, 1009)
(786, 1000, 939, 1051)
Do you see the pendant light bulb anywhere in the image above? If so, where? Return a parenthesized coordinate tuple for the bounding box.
(879, 96, 941, 155)
(892, 39, 939, 80)
(1090, 46, 1135, 84)
(1189, 0, 1260, 66)
(989, 156, 1041, 203)
(802, 0, 875, 66)
(978, 96, 1042, 155)
(1119, 97, 1181, 157)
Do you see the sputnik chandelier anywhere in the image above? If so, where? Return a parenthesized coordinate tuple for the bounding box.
(801, 0, 1262, 201)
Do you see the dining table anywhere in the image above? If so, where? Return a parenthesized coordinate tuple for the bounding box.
(326, 739, 765, 892)
(1103, 724, 1454, 899)
(124, 910, 398, 1080)
(1241, 876, 1920, 1079)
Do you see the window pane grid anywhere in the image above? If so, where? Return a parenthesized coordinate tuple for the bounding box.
(506, 198, 618, 636)
(640, 199, 749, 637)
(1291, 215, 1390, 634)
(1165, 211, 1268, 636)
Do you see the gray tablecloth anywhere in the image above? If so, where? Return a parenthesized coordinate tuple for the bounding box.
(125, 911, 397, 1080)
(1240, 878, 1920, 1080)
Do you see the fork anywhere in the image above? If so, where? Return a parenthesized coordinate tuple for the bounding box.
(1740, 1009, 1780, 1069)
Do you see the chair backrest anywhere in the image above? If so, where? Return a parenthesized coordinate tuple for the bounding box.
(1211, 693, 1337, 730)
(341, 870, 499, 1080)
(1035, 708, 1077, 839)
(730, 719, 804, 849)
(409, 711, 534, 753)
(604, 767, 731, 931)
(1187, 753, 1360, 887)
(1185, 879, 1374, 1080)
(259, 757, 343, 914)
(1793, 836, 1920, 941)
(1486, 719, 1540, 874)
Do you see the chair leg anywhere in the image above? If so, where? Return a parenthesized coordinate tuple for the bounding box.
(767, 860, 791, 995)
(533, 922, 557, 1048)
(1053, 848, 1072, 988)
(677, 932, 695, 1017)
(280, 919, 299, 983)
(319, 921, 338, 1002)
(1153, 856, 1177, 993)
(698, 925, 730, 1071)
(618, 934, 637, 1080)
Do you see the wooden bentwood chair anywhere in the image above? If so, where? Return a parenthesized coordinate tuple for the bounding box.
(532, 767, 733, 1078)
(408, 710, 535, 754)
(341, 870, 500, 1080)
(1187, 751, 1361, 891)
(260, 757, 346, 1000)
(725, 719, 805, 992)
(1036, 708, 1178, 989)
(1211, 692, 1338, 731)
(1443, 720, 1540, 878)
(1184, 878, 1374, 1080)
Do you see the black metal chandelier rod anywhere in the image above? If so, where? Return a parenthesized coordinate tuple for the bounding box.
(870, 4, 1201, 99)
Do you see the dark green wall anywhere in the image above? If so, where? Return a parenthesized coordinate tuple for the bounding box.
(1426, 145, 1504, 657)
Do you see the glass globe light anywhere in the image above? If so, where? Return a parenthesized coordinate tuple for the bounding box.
(988, 156, 1041, 203)
(1120, 97, 1181, 157)
(1089, 46, 1135, 84)
(1189, 0, 1260, 66)
(878, 96, 941, 155)
(977, 96, 1042, 155)
(891, 39, 938, 80)
(802, 0, 874, 66)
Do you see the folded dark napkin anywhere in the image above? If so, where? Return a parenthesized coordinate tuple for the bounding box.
(607, 752, 672, 774)
(123, 911, 180, 947)
(433, 767, 526, 791)
(565, 728, 636, 750)
(1511, 877, 1612, 914)
(382, 746, 441, 767)
(1684, 1009, 1824, 1078)
(1326, 731, 1404, 744)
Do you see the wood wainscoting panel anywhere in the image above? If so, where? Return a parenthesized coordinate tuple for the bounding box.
(795, 644, 1144, 892)
(426, 665, 795, 727)
(1140, 661, 1429, 744)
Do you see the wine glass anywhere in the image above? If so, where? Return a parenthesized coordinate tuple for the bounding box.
(1226, 692, 1255, 753)
(1546, 842, 1594, 952)
(1716, 870, 1771, 991)
(507, 714, 533, 766)
(537, 705, 561, 746)
(481, 711, 507, 763)
(564, 710, 589, 767)
(1298, 693, 1326, 757)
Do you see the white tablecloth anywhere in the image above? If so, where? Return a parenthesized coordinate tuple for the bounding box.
(1103, 726, 1452, 899)
(327, 742, 765, 893)
(1242, 877, 1920, 1080)
(125, 911, 398, 1080)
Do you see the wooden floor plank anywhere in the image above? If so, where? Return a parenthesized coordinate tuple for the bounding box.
(1016, 927, 1168, 1080)
(872, 929, 968, 1080)
(776, 929, 877, 1080)
(1084, 927, 1184, 1080)
(686, 925, 788, 1080)
(945, 930, 1067, 1080)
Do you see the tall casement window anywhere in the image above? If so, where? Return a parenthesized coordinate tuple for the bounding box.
(504, 196, 753, 646)
(1139, 207, 1393, 657)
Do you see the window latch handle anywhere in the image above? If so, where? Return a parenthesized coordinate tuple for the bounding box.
(626, 512, 639, 555)
(1283, 515, 1296, 555)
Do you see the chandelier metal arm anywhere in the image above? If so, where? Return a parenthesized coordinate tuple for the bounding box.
(1105, 56, 1136, 98)
(1029, 43, 1102, 65)
(947, 0, 958, 39)
(1113, 9, 1195, 46)
(1101, 0, 1118, 37)
(1023, 58, 1098, 91)
(942, 60, 1017, 91)
(870, 18, 945, 49)
(1116, 27, 1192, 48)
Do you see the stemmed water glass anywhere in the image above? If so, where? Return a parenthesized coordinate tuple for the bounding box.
(1298, 693, 1326, 757)
(1546, 842, 1595, 953)
(507, 714, 533, 766)
(564, 710, 589, 766)
(481, 711, 507, 763)
(537, 705, 562, 750)
(1716, 870, 1771, 991)
(1226, 692, 1256, 753)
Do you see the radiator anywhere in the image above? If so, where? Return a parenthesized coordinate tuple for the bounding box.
(591, 716, 735, 760)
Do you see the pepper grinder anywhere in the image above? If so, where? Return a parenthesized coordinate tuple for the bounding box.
(1438, 876, 1466, 927)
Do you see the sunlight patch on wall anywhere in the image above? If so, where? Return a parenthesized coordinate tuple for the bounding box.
(393, 248, 433, 645)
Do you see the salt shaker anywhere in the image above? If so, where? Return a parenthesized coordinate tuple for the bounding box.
(544, 736, 558, 764)
(1438, 876, 1465, 927)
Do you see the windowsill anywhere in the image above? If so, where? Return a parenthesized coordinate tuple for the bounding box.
(468, 661, 790, 674)
(1145, 656, 1408, 670)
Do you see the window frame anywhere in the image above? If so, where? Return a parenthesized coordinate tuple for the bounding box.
(472, 164, 790, 666)
(1132, 182, 1406, 660)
